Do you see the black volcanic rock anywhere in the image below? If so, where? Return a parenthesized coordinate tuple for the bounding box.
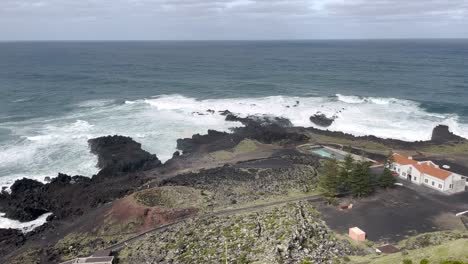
(0, 228, 25, 257)
(0, 175, 91, 222)
(219, 110, 232, 116)
(88, 135, 162, 178)
(177, 115, 306, 155)
(10, 178, 43, 194)
(177, 130, 241, 154)
(0, 171, 146, 222)
(0, 136, 159, 222)
(309, 113, 335, 127)
(225, 113, 293, 128)
(431, 125, 465, 144)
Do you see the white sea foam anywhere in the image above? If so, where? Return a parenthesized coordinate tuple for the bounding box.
(12, 98, 34, 103)
(75, 99, 115, 108)
(0, 212, 52, 233)
(0, 94, 467, 188)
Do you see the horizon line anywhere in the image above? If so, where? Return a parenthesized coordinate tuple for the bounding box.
(1, 37, 468, 43)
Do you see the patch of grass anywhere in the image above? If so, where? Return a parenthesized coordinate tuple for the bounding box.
(306, 133, 390, 153)
(133, 186, 206, 209)
(420, 142, 468, 155)
(233, 139, 258, 153)
(54, 232, 126, 261)
(398, 230, 468, 250)
(210, 150, 234, 160)
(210, 139, 259, 161)
(9, 248, 42, 264)
(215, 188, 321, 212)
(348, 239, 468, 264)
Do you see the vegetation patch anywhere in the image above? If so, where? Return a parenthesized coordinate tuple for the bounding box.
(399, 230, 468, 250)
(348, 239, 468, 264)
(54, 232, 127, 261)
(9, 248, 42, 264)
(133, 186, 206, 209)
(210, 139, 259, 161)
(118, 202, 360, 264)
(421, 142, 468, 155)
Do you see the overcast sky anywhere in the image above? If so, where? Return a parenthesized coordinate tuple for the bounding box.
(1, 0, 467, 40)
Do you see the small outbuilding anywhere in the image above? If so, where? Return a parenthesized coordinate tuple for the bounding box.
(348, 227, 366, 242)
(376, 244, 400, 254)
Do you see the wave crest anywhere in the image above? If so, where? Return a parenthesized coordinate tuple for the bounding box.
(0, 94, 466, 188)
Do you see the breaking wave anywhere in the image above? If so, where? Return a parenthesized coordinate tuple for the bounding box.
(0, 94, 467, 188)
(0, 212, 52, 233)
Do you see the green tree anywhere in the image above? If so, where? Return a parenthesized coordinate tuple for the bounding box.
(349, 161, 373, 197)
(338, 154, 355, 192)
(319, 158, 341, 197)
(379, 167, 397, 188)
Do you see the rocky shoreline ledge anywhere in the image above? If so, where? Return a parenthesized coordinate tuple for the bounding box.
(1, 112, 467, 263)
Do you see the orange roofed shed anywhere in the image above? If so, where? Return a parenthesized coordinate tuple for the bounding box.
(349, 227, 366, 242)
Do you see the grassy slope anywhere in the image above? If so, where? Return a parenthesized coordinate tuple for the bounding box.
(420, 142, 468, 155)
(306, 132, 391, 153)
(349, 239, 468, 264)
(307, 131, 468, 155)
(210, 139, 259, 161)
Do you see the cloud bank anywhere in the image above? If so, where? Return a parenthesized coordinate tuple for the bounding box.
(1, 0, 467, 40)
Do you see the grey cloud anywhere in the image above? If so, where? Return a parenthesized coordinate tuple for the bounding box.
(325, 0, 468, 19)
(0, 0, 467, 40)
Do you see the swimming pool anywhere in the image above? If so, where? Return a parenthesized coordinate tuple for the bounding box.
(311, 149, 335, 159)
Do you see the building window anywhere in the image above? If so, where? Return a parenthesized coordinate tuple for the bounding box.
(425, 179, 428, 183)
(403, 172, 406, 176)
(398, 168, 400, 172)
(432, 181, 435, 186)
(438, 184, 442, 189)
(449, 184, 453, 189)
(413, 176, 417, 181)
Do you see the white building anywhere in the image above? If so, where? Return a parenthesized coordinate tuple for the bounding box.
(390, 153, 466, 194)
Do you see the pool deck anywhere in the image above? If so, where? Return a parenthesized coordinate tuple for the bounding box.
(297, 144, 377, 164)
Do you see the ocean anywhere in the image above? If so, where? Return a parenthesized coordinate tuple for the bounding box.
(0, 40, 467, 187)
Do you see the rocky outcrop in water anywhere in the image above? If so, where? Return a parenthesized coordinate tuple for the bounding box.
(309, 113, 336, 127)
(177, 115, 307, 155)
(88, 135, 162, 178)
(177, 130, 241, 154)
(0, 136, 161, 222)
(225, 113, 293, 128)
(431, 125, 465, 144)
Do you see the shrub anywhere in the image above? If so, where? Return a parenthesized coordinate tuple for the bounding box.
(403, 259, 413, 264)
(420, 259, 430, 264)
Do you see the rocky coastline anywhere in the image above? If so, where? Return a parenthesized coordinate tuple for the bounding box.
(0, 111, 467, 263)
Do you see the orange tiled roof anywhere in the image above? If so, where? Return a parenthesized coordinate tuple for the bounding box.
(392, 154, 452, 180)
(414, 163, 451, 180)
(392, 153, 418, 165)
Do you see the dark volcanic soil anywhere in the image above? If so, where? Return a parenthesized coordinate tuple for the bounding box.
(317, 185, 468, 243)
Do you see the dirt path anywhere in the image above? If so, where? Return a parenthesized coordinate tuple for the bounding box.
(102, 194, 324, 253)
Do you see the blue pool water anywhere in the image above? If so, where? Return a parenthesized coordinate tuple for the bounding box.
(312, 149, 335, 159)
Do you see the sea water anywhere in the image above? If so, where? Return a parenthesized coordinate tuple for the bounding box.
(0, 40, 467, 187)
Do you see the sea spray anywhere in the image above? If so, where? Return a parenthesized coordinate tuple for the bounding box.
(0, 94, 466, 187)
